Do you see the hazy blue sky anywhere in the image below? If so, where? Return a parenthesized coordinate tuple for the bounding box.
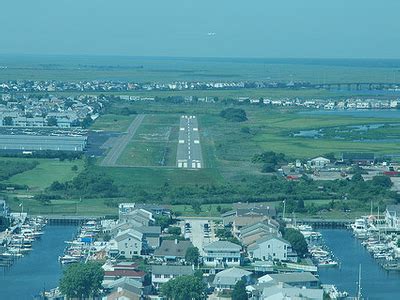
(1, 0, 399, 58)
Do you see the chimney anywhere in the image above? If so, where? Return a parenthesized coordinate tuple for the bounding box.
(175, 239, 178, 245)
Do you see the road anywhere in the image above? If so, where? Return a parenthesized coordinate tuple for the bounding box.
(176, 115, 203, 169)
(101, 114, 145, 167)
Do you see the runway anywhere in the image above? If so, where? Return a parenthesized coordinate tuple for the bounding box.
(101, 114, 145, 166)
(176, 115, 203, 169)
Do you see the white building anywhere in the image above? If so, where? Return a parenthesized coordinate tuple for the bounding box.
(151, 265, 194, 289)
(247, 235, 291, 262)
(307, 157, 331, 169)
(203, 241, 242, 267)
(107, 228, 144, 259)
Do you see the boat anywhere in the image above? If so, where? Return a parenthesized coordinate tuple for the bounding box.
(318, 260, 339, 267)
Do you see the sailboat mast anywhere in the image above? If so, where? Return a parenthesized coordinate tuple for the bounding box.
(357, 264, 362, 300)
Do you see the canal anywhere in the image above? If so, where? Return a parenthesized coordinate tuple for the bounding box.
(0, 225, 77, 299)
(318, 229, 400, 299)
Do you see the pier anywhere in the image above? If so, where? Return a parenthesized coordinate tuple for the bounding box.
(42, 215, 100, 225)
(299, 219, 352, 228)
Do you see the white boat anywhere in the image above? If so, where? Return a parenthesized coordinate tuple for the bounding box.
(318, 260, 338, 267)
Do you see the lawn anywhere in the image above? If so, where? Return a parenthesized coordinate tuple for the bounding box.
(91, 114, 136, 132)
(5, 158, 84, 191)
(117, 114, 180, 167)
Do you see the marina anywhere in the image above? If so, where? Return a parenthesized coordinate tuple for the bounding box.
(0, 225, 77, 299)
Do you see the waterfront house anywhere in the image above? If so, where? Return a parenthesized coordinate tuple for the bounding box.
(247, 235, 292, 262)
(258, 272, 319, 289)
(153, 239, 193, 262)
(203, 240, 242, 267)
(212, 267, 252, 291)
(118, 203, 155, 226)
(151, 265, 194, 289)
(222, 203, 276, 226)
(239, 221, 280, 246)
(107, 228, 145, 259)
(261, 283, 323, 300)
(385, 205, 400, 229)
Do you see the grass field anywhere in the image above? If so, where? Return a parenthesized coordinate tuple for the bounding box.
(3, 158, 84, 191)
(91, 114, 136, 132)
(117, 114, 180, 166)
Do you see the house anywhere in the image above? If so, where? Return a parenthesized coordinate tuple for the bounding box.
(307, 157, 331, 169)
(103, 262, 146, 285)
(222, 203, 276, 226)
(153, 239, 193, 262)
(203, 241, 242, 267)
(103, 277, 145, 300)
(107, 229, 145, 258)
(247, 235, 292, 262)
(135, 226, 161, 249)
(151, 265, 194, 289)
(385, 205, 400, 229)
(232, 216, 269, 237)
(118, 203, 155, 226)
(258, 272, 319, 289)
(261, 283, 323, 300)
(240, 221, 280, 246)
(134, 203, 171, 216)
(212, 267, 252, 291)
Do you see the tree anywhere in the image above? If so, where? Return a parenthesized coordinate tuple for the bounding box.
(232, 279, 248, 300)
(3, 116, 13, 126)
(283, 228, 308, 257)
(47, 116, 58, 127)
(372, 175, 393, 188)
(71, 165, 78, 172)
(185, 246, 200, 265)
(59, 262, 104, 299)
(220, 108, 248, 122)
(168, 226, 181, 236)
(161, 275, 206, 300)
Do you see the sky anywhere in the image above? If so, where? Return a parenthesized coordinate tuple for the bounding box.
(1, 0, 399, 59)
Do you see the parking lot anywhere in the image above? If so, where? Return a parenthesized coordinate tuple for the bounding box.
(179, 218, 218, 256)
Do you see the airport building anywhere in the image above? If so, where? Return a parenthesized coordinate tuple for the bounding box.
(0, 134, 87, 151)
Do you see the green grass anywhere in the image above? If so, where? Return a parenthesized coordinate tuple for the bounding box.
(5, 158, 84, 191)
(97, 165, 224, 188)
(117, 114, 180, 167)
(6, 197, 123, 216)
(91, 114, 136, 131)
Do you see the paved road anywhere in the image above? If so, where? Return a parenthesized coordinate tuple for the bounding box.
(101, 114, 145, 166)
(176, 115, 203, 169)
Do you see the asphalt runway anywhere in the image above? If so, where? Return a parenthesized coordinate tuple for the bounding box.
(101, 114, 145, 166)
(176, 115, 203, 169)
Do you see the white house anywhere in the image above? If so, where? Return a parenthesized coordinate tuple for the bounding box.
(247, 235, 291, 262)
(151, 265, 194, 289)
(212, 267, 252, 291)
(107, 228, 144, 259)
(203, 241, 242, 267)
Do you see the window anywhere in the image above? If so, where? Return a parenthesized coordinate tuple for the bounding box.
(234, 258, 238, 262)
(155, 274, 161, 278)
(268, 245, 270, 248)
